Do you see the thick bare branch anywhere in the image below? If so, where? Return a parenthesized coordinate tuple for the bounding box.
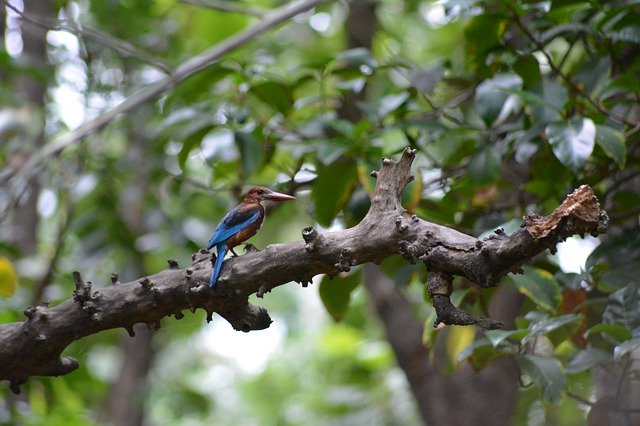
(0, 148, 608, 393)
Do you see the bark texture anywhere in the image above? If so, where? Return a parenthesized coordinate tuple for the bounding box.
(0, 148, 608, 393)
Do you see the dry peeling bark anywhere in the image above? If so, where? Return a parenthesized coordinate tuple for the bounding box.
(0, 148, 608, 393)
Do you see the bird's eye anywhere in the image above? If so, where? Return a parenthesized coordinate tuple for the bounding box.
(257, 189, 264, 194)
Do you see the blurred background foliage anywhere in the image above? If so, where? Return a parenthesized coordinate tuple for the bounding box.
(1, 0, 639, 424)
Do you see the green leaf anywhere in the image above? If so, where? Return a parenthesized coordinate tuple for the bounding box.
(0, 256, 16, 297)
(524, 314, 582, 347)
(540, 23, 599, 45)
(514, 56, 541, 88)
(586, 228, 640, 271)
(320, 324, 362, 356)
(517, 354, 567, 404)
(595, 125, 626, 167)
(377, 92, 410, 118)
(603, 282, 640, 335)
(565, 348, 611, 374)
(600, 263, 639, 291)
(457, 332, 517, 370)
(335, 77, 366, 93)
(475, 73, 523, 126)
(574, 57, 611, 95)
(614, 337, 640, 361)
(467, 146, 502, 184)
(509, 90, 554, 109)
(409, 62, 444, 95)
(485, 329, 520, 348)
(545, 117, 596, 172)
(312, 159, 358, 227)
(335, 47, 378, 70)
(464, 13, 508, 75)
(457, 338, 492, 366)
(250, 81, 293, 115)
(446, 326, 477, 367)
(607, 26, 640, 44)
(510, 266, 562, 312)
(319, 270, 361, 322)
(234, 130, 264, 178)
(530, 78, 567, 124)
(179, 127, 213, 170)
(450, 288, 471, 307)
(584, 323, 632, 344)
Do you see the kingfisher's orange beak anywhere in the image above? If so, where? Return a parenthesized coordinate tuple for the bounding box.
(264, 191, 295, 202)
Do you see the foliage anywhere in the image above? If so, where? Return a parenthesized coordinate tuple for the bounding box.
(1, 0, 639, 423)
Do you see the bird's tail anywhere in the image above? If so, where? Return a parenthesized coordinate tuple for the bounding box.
(210, 244, 227, 288)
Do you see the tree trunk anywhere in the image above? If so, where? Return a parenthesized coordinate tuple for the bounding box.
(106, 109, 157, 426)
(363, 264, 521, 425)
(0, 5, 6, 80)
(108, 326, 155, 426)
(12, 0, 52, 256)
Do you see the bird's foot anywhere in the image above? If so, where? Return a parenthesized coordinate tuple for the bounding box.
(244, 243, 261, 253)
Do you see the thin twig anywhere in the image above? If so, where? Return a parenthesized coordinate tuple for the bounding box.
(603, 170, 640, 202)
(413, 85, 476, 124)
(171, 176, 226, 193)
(31, 199, 75, 305)
(566, 391, 594, 407)
(179, 0, 266, 18)
(624, 123, 640, 138)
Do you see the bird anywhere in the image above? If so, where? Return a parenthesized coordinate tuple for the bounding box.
(207, 186, 295, 288)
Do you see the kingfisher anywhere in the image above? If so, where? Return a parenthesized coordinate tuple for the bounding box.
(207, 186, 295, 287)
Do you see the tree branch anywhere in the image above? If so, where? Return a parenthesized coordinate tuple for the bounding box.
(179, 0, 267, 18)
(0, 0, 330, 220)
(2, 0, 172, 73)
(0, 148, 608, 393)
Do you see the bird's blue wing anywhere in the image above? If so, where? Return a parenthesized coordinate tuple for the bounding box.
(207, 208, 261, 249)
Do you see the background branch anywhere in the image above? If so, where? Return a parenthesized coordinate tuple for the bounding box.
(2, 0, 171, 72)
(179, 0, 267, 18)
(0, 0, 330, 221)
